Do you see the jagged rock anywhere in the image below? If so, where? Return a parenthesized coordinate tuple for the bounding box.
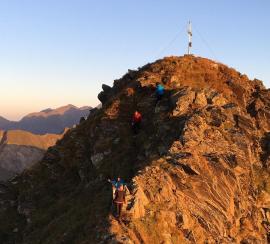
(113, 138, 120, 145)
(170, 88, 196, 116)
(212, 94, 228, 106)
(102, 84, 112, 93)
(98, 91, 107, 104)
(194, 91, 207, 107)
(257, 191, 270, 208)
(79, 116, 86, 123)
(127, 69, 137, 79)
(128, 180, 149, 219)
(91, 150, 111, 168)
(90, 153, 104, 168)
(154, 105, 169, 113)
(98, 84, 114, 104)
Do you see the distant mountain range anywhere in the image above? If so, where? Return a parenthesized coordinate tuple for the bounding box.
(0, 104, 92, 134)
(0, 104, 92, 181)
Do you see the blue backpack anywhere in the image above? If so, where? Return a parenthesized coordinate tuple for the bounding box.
(156, 84, 165, 96)
(111, 179, 125, 189)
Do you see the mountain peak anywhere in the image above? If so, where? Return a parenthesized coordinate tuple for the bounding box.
(26, 104, 78, 118)
(0, 115, 9, 123)
(98, 55, 264, 108)
(0, 56, 269, 243)
(0, 104, 91, 134)
(40, 108, 53, 113)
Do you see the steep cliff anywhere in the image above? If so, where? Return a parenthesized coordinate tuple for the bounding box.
(0, 55, 270, 244)
(0, 130, 65, 181)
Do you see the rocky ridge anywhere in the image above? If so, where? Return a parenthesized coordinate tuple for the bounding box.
(0, 55, 270, 243)
(0, 129, 65, 181)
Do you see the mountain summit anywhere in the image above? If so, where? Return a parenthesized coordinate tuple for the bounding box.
(0, 55, 269, 243)
(25, 104, 84, 118)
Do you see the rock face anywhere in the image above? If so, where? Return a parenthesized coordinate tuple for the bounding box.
(0, 55, 270, 243)
(0, 130, 65, 181)
(0, 104, 91, 134)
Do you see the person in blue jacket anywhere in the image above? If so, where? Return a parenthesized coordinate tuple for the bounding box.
(108, 177, 129, 214)
(108, 177, 127, 199)
(155, 82, 165, 105)
(108, 177, 124, 190)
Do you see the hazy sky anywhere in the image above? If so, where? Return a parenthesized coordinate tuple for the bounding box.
(0, 0, 269, 120)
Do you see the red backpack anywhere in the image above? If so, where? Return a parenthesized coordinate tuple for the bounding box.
(133, 112, 142, 123)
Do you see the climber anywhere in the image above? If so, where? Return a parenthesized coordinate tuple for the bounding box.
(155, 82, 165, 105)
(108, 177, 124, 198)
(131, 110, 142, 134)
(114, 184, 126, 219)
(108, 177, 124, 190)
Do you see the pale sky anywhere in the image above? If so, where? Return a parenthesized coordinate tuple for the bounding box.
(0, 0, 269, 120)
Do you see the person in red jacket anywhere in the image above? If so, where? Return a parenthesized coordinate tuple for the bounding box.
(131, 110, 142, 134)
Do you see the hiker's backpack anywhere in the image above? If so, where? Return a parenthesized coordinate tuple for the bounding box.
(156, 85, 165, 95)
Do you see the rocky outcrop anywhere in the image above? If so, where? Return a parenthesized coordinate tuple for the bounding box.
(0, 130, 65, 181)
(98, 84, 114, 104)
(0, 55, 269, 243)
